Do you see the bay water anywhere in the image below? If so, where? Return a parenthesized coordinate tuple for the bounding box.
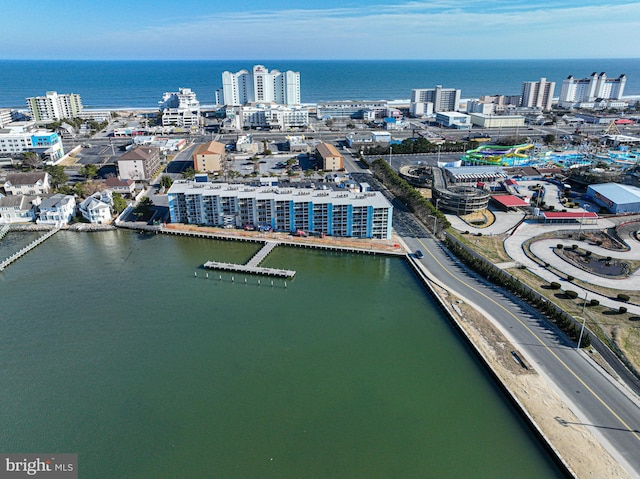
(0, 231, 564, 478)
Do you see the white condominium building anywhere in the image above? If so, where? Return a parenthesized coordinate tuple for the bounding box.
(226, 104, 309, 130)
(0, 123, 65, 163)
(168, 181, 393, 239)
(159, 87, 201, 128)
(410, 86, 461, 116)
(26, 91, 83, 123)
(218, 65, 301, 106)
(559, 72, 627, 108)
(520, 78, 555, 112)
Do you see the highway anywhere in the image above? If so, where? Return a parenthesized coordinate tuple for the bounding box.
(351, 165, 640, 476)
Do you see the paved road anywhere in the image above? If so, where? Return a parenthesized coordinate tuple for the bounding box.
(359, 170, 640, 477)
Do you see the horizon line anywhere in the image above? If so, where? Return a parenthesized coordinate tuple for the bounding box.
(1, 57, 640, 62)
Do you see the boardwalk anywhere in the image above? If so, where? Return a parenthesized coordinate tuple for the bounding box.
(0, 227, 60, 271)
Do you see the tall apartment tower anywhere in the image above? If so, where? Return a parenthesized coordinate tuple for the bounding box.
(559, 72, 626, 107)
(26, 91, 83, 123)
(218, 65, 301, 106)
(520, 78, 555, 111)
(410, 85, 461, 116)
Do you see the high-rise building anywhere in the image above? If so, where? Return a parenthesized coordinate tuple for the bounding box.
(559, 72, 626, 108)
(410, 86, 461, 116)
(217, 65, 301, 106)
(26, 91, 83, 123)
(520, 78, 555, 112)
(159, 87, 201, 128)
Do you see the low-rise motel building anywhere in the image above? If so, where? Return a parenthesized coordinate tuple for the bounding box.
(315, 142, 344, 171)
(167, 179, 393, 239)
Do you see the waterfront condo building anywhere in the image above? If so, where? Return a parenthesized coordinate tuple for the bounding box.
(217, 65, 301, 106)
(520, 78, 555, 112)
(167, 181, 393, 239)
(26, 91, 83, 123)
(116, 145, 161, 181)
(159, 87, 201, 128)
(410, 86, 461, 116)
(559, 72, 627, 109)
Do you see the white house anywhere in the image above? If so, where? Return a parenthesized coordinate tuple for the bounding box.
(0, 195, 40, 224)
(3, 172, 51, 196)
(79, 194, 112, 224)
(36, 194, 76, 225)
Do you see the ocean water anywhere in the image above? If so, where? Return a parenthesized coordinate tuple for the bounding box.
(0, 58, 639, 109)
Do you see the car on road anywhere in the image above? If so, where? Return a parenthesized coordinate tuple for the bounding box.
(414, 250, 423, 258)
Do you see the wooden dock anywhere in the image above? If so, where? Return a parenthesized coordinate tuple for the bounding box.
(0, 227, 60, 271)
(204, 240, 296, 278)
(203, 260, 295, 278)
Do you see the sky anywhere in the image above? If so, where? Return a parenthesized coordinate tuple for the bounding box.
(1, 0, 640, 60)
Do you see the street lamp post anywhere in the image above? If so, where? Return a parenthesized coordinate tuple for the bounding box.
(578, 204, 589, 240)
(576, 316, 587, 350)
(389, 146, 392, 169)
(582, 290, 588, 313)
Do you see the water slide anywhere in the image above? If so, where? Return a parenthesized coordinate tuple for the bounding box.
(464, 143, 534, 165)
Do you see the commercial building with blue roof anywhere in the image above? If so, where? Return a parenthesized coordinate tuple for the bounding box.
(586, 183, 640, 213)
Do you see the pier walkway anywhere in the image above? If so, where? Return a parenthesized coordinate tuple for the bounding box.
(204, 240, 295, 278)
(0, 227, 60, 271)
(0, 224, 9, 241)
(246, 241, 279, 267)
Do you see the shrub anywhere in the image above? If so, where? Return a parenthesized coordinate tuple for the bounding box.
(589, 299, 600, 306)
(617, 293, 630, 302)
(556, 244, 564, 249)
(549, 282, 561, 290)
(476, 232, 483, 237)
(572, 244, 579, 250)
(606, 256, 612, 262)
(619, 306, 628, 314)
(566, 290, 579, 299)
(585, 250, 592, 256)
(567, 275, 574, 281)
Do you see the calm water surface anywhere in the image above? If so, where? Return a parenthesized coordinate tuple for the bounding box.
(0, 231, 565, 478)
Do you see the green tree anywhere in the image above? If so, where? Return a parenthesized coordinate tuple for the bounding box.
(133, 196, 154, 219)
(112, 192, 127, 215)
(79, 164, 99, 179)
(20, 152, 42, 170)
(159, 175, 173, 189)
(44, 165, 69, 188)
(182, 167, 196, 179)
(543, 134, 556, 145)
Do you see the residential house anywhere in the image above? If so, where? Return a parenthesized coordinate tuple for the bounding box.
(79, 194, 112, 224)
(117, 146, 161, 181)
(0, 195, 40, 224)
(36, 194, 76, 225)
(105, 176, 136, 196)
(3, 172, 50, 196)
(192, 141, 225, 173)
